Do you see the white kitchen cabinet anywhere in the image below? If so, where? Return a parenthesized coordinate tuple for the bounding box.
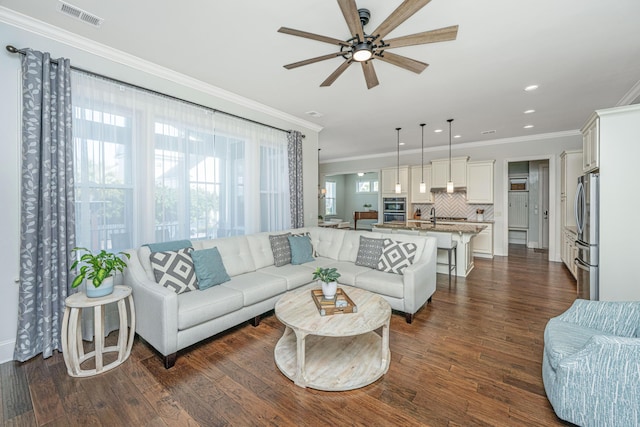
(560, 150, 582, 229)
(466, 160, 494, 203)
(581, 115, 599, 173)
(410, 165, 433, 203)
(561, 227, 578, 279)
(466, 222, 493, 257)
(431, 156, 468, 189)
(381, 166, 409, 196)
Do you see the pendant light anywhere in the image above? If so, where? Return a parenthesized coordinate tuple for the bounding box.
(419, 123, 426, 193)
(395, 127, 402, 194)
(318, 148, 326, 199)
(446, 119, 454, 194)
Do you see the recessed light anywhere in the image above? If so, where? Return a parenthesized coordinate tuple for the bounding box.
(399, 142, 406, 146)
(524, 109, 536, 114)
(357, 172, 364, 176)
(454, 135, 461, 138)
(305, 110, 324, 118)
(524, 85, 539, 92)
(434, 129, 443, 133)
(524, 124, 534, 129)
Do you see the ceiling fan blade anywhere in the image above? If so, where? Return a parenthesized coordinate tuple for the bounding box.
(278, 27, 350, 47)
(384, 25, 459, 49)
(361, 61, 379, 89)
(376, 51, 428, 74)
(284, 52, 348, 70)
(320, 60, 353, 87)
(337, 0, 364, 42)
(371, 0, 432, 40)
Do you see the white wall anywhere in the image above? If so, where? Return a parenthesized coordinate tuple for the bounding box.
(0, 18, 321, 363)
(320, 133, 582, 259)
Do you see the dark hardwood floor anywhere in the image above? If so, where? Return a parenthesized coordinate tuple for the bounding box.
(0, 245, 577, 426)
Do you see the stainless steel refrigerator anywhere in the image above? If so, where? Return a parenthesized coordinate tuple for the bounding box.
(574, 172, 599, 300)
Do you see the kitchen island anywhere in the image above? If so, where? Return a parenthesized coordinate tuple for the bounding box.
(373, 222, 487, 277)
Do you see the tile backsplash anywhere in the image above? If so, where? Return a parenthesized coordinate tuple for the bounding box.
(411, 192, 493, 221)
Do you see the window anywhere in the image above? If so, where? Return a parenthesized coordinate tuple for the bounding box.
(72, 72, 291, 251)
(356, 179, 379, 193)
(325, 181, 337, 215)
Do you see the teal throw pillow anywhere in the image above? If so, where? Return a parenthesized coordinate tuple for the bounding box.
(191, 247, 230, 290)
(288, 234, 314, 265)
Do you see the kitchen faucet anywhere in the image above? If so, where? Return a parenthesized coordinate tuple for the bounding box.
(430, 207, 436, 225)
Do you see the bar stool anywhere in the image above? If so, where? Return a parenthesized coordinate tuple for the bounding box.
(425, 232, 457, 286)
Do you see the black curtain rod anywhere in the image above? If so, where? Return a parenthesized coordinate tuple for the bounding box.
(6, 45, 304, 137)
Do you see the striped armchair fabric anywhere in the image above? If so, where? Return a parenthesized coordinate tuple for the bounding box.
(542, 299, 640, 426)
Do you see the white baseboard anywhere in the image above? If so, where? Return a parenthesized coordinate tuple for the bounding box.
(0, 338, 15, 364)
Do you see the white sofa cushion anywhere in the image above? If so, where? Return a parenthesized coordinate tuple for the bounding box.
(308, 228, 346, 260)
(222, 272, 287, 306)
(137, 245, 157, 282)
(355, 269, 405, 299)
(321, 261, 372, 286)
(261, 264, 316, 290)
(195, 236, 256, 276)
(178, 285, 244, 330)
(246, 232, 275, 269)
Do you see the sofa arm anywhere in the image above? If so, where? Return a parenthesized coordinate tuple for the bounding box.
(556, 299, 640, 337)
(123, 249, 179, 357)
(551, 335, 640, 424)
(402, 239, 437, 315)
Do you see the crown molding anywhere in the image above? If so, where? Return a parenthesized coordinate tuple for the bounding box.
(616, 78, 640, 106)
(322, 130, 581, 164)
(0, 6, 323, 133)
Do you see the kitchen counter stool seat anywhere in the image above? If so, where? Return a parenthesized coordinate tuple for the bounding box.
(425, 232, 457, 285)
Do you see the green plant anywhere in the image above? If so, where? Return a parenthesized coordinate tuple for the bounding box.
(70, 247, 131, 288)
(312, 267, 341, 283)
(363, 203, 372, 208)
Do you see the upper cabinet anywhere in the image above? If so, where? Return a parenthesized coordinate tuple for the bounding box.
(381, 166, 409, 196)
(581, 114, 599, 173)
(466, 160, 495, 204)
(560, 150, 582, 228)
(410, 165, 434, 203)
(431, 156, 469, 189)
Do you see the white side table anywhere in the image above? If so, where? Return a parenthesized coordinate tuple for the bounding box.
(61, 285, 135, 377)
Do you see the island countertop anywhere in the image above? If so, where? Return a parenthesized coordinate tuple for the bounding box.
(375, 222, 487, 234)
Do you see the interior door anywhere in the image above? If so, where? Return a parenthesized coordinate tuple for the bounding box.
(540, 163, 549, 249)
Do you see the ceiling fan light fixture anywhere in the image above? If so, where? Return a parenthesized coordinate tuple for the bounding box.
(353, 42, 373, 62)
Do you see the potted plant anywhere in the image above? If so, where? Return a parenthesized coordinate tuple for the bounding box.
(312, 267, 341, 299)
(363, 203, 372, 211)
(71, 247, 130, 298)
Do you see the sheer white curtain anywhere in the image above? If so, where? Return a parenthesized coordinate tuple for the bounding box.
(72, 71, 291, 252)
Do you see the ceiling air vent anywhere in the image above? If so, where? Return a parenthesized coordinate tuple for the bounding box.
(481, 130, 496, 135)
(57, 1, 104, 27)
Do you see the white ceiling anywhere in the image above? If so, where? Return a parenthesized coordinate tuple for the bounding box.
(3, 0, 640, 161)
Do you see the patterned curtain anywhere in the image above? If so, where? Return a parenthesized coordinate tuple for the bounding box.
(287, 131, 304, 228)
(14, 50, 76, 361)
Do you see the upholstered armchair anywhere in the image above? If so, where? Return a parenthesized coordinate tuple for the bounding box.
(543, 299, 640, 426)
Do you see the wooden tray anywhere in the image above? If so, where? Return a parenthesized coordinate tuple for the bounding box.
(311, 288, 357, 316)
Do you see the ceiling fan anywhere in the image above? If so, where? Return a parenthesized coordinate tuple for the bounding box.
(278, 0, 458, 89)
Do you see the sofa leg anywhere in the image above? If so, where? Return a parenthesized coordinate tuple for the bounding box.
(428, 296, 432, 303)
(405, 313, 414, 324)
(164, 353, 176, 369)
(250, 315, 261, 327)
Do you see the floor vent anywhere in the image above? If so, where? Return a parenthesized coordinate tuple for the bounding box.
(57, 1, 104, 27)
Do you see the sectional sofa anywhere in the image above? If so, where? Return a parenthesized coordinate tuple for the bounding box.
(124, 226, 437, 368)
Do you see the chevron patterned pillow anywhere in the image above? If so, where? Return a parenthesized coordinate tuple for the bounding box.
(150, 247, 198, 294)
(377, 238, 417, 275)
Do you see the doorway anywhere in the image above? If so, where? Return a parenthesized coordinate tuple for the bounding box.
(503, 156, 555, 260)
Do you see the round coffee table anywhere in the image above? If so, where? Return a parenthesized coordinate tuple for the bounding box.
(274, 285, 391, 391)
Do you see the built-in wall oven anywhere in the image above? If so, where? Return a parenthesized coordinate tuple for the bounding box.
(383, 197, 406, 223)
